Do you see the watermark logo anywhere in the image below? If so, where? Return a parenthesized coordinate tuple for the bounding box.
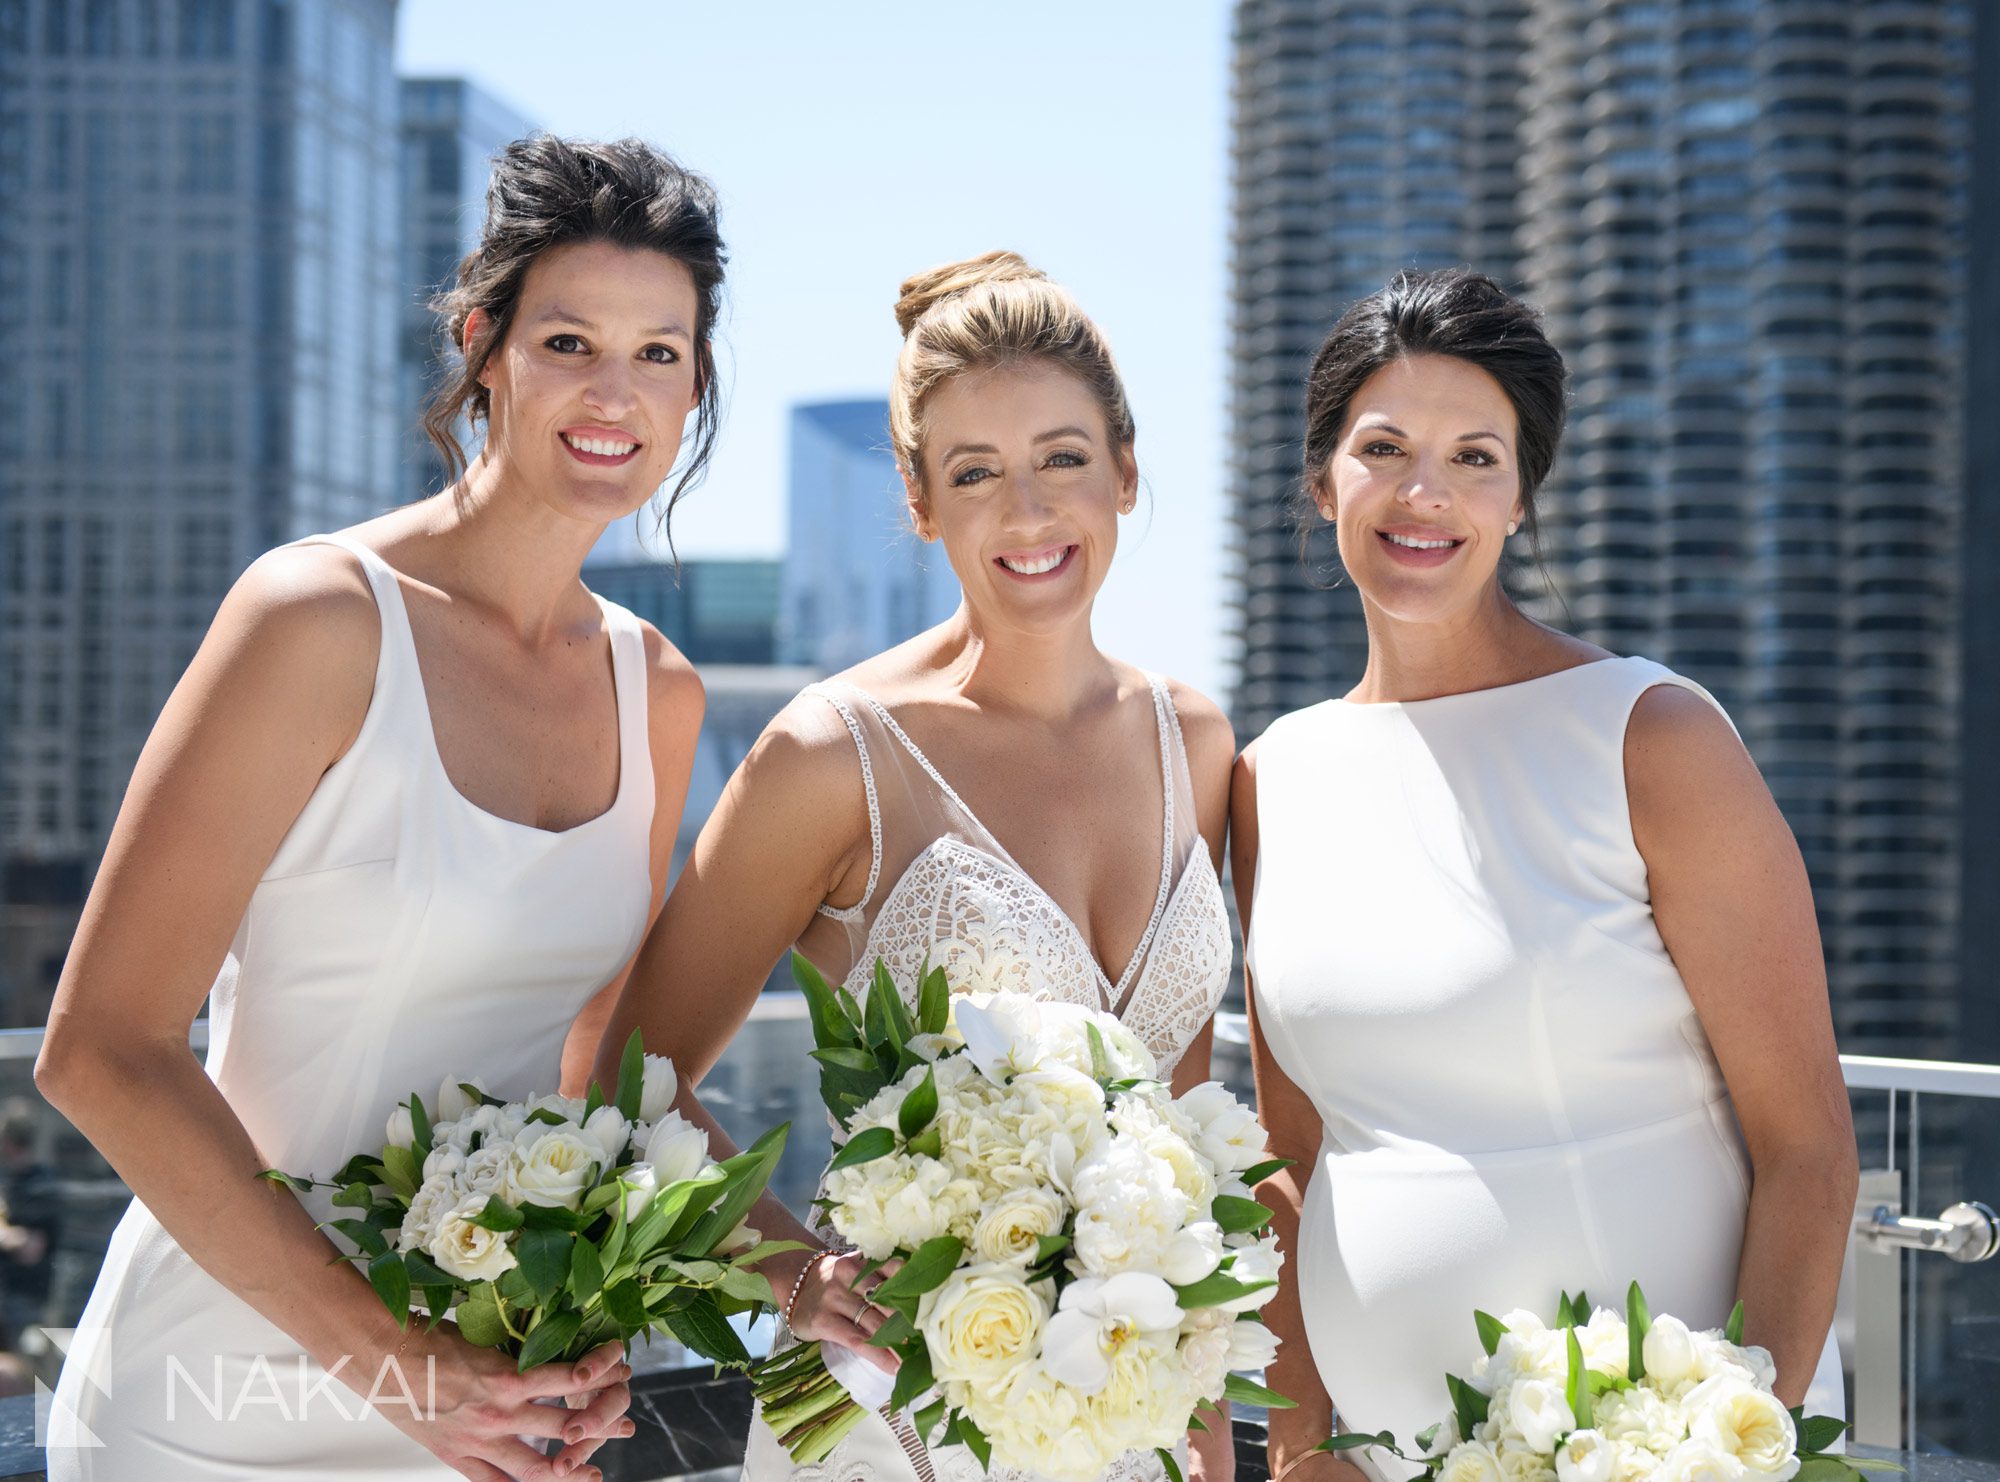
(37, 1327, 107, 1449)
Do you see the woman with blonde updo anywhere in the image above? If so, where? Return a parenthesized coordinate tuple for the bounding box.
(599, 253, 1239, 1482)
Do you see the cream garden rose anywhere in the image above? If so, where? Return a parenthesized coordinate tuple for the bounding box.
(971, 1188, 1066, 1263)
(919, 1262, 1049, 1385)
(427, 1195, 519, 1281)
(505, 1127, 601, 1211)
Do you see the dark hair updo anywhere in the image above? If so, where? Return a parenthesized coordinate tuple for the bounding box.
(1299, 268, 1568, 546)
(423, 134, 728, 534)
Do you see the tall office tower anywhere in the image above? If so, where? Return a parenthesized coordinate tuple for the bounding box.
(778, 399, 960, 674)
(1227, 0, 1530, 738)
(0, 0, 402, 1018)
(398, 76, 533, 505)
(1516, 0, 1969, 1065)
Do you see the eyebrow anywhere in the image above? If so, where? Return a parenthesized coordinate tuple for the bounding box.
(940, 426, 1100, 462)
(1358, 419, 1506, 445)
(536, 307, 691, 339)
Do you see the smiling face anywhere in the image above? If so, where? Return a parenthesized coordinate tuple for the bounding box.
(910, 360, 1137, 638)
(1318, 354, 1526, 625)
(472, 239, 702, 526)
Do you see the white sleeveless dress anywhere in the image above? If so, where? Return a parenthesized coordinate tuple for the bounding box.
(1244, 656, 1842, 1478)
(740, 676, 1234, 1482)
(50, 534, 656, 1479)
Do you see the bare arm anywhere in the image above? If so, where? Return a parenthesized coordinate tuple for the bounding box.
(1234, 745, 1363, 1482)
(1627, 685, 1858, 1405)
(35, 547, 624, 1482)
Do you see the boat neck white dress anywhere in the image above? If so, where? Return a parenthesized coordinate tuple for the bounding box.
(49, 534, 656, 1479)
(1245, 656, 1842, 1479)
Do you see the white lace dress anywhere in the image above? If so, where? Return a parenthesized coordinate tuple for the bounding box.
(740, 676, 1233, 1482)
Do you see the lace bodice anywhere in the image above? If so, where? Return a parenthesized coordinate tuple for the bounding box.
(797, 675, 1230, 1082)
(757, 676, 1232, 1482)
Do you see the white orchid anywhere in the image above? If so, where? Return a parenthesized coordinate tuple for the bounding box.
(1039, 1272, 1185, 1394)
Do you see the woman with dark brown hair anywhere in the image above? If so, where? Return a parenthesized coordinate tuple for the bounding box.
(39, 135, 723, 1481)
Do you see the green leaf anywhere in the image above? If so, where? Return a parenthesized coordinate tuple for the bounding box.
(584, 1078, 607, 1120)
(369, 1253, 411, 1326)
(906, 1124, 943, 1159)
(378, 1145, 420, 1201)
(913, 1397, 948, 1447)
(1447, 1373, 1490, 1438)
(868, 1310, 918, 1349)
(1725, 1300, 1746, 1346)
(1798, 1417, 1851, 1453)
(1627, 1281, 1651, 1382)
(888, 1339, 935, 1413)
(828, 1126, 898, 1171)
(1556, 1291, 1578, 1329)
(615, 1028, 646, 1122)
(421, 1285, 452, 1329)
(1157, 1448, 1186, 1482)
(865, 961, 916, 1058)
(1586, 1371, 1632, 1397)
(1475, 1310, 1509, 1357)
(872, 1235, 965, 1315)
(516, 1307, 583, 1372)
(661, 1289, 753, 1368)
(1566, 1328, 1593, 1431)
(898, 1065, 939, 1139)
(329, 1218, 389, 1260)
(259, 1168, 316, 1193)
(408, 1094, 434, 1158)
(1174, 1270, 1276, 1310)
(1415, 1424, 1441, 1453)
(812, 1047, 879, 1073)
(1223, 1374, 1297, 1409)
(1574, 1289, 1593, 1322)
(1211, 1195, 1274, 1235)
(466, 1197, 525, 1233)
(520, 1200, 589, 1233)
(918, 963, 950, 1036)
(1238, 1157, 1294, 1186)
(1317, 1434, 1395, 1453)
(1086, 1021, 1113, 1082)
(496, 1266, 536, 1305)
(1797, 1459, 1863, 1482)
(523, 1107, 570, 1129)
(517, 1226, 571, 1302)
(333, 1151, 387, 1187)
(794, 952, 855, 1047)
(570, 1239, 605, 1305)
(453, 1282, 508, 1347)
(402, 1249, 454, 1289)
(682, 1121, 790, 1255)
(957, 1413, 993, 1471)
(580, 1181, 623, 1220)
(1033, 1234, 1072, 1263)
(603, 1277, 647, 1328)
(331, 1180, 376, 1211)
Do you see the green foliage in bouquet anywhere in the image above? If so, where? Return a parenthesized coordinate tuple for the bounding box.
(261, 1031, 800, 1374)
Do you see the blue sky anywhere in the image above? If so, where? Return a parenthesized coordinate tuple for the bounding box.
(397, 0, 1236, 701)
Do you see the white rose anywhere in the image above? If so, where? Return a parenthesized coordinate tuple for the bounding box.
(1599, 1385, 1688, 1458)
(1500, 1446, 1560, 1482)
(1645, 1317, 1700, 1389)
(436, 1076, 484, 1123)
(638, 1054, 679, 1122)
(506, 1128, 600, 1211)
(621, 1163, 660, 1222)
(918, 1261, 1048, 1385)
(385, 1103, 415, 1149)
(436, 1102, 504, 1155)
(1558, 1430, 1619, 1482)
(643, 1112, 711, 1184)
(1510, 1379, 1578, 1454)
(971, 1188, 1066, 1264)
(422, 1144, 466, 1182)
(397, 1172, 459, 1254)
(427, 1195, 519, 1282)
(1657, 1440, 1747, 1482)
(580, 1104, 633, 1168)
(458, 1143, 511, 1199)
(1687, 1379, 1798, 1481)
(1440, 1441, 1507, 1482)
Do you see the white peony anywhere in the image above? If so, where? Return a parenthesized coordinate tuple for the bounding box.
(422, 1144, 465, 1182)
(1558, 1430, 1619, 1482)
(427, 1195, 519, 1282)
(827, 1154, 978, 1260)
(1599, 1384, 1689, 1458)
(1440, 1441, 1507, 1482)
(639, 1053, 679, 1122)
(1070, 1135, 1195, 1279)
(1656, 1439, 1747, 1482)
(397, 1172, 459, 1254)
(1178, 1306, 1236, 1397)
(1686, 1378, 1798, 1481)
(917, 1261, 1048, 1386)
(505, 1127, 600, 1211)
(643, 1112, 711, 1185)
(970, 1188, 1067, 1264)
(1509, 1379, 1579, 1454)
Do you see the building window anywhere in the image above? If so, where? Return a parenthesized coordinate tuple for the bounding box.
(43, 110, 71, 191)
(43, 0, 69, 55)
(424, 131, 459, 194)
(174, 382, 234, 463)
(83, 0, 116, 53)
(177, 248, 236, 328)
(0, 0, 25, 55)
(178, 113, 236, 193)
(178, 0, 235, 58)
(46, 245, 72, 328)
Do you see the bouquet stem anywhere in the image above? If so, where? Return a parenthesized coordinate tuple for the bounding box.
(750, 1340, 867, 1462)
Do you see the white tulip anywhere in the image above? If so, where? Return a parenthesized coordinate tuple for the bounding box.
(1645, 1317, 1700, 1389)
(580, 1104, 633, 1168)
(639, 1054, 679, 1123)
(1509, 1379, 1578, 1454)
(385, 1104, 415, 1149)
(1216, 1235, 1283, 1313)
(644, 1113, 711, 1184)
(621, 1163, 659, 1223)
(435, 1076, 484, 1123)
(1558, 1430, 1619, 1482)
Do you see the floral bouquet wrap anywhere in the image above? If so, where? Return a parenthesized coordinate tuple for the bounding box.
(1315, 1285, 1894, 1482)
(750, 954, 1292, 1482)
(265, 1032, 796, 1376)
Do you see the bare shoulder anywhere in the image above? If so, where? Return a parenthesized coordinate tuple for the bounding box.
(631, 620, 706, 736)
(1162, 677, 1235, 772)
(736, 686, 874, 808)
(212, 543, 380, 682)
(1626, 682, 1770, 842)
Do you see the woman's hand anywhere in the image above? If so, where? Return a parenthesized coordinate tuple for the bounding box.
(384, 1331, 632, 1481)
(784, 1249, 900, 1375)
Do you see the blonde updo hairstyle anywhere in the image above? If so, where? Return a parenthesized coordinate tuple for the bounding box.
(888, 252, 1136, 505)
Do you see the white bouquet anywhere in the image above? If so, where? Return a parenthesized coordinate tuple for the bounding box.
(265, 1033, 797, 1375)
(750, 955, 1292, 1482)
(1317, 1286, 1895, 1482)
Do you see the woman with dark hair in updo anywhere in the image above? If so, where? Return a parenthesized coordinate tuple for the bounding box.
(598, 252, 1240, 1482)
(40, 135, 725, 1481)
(1235, 269, 1855, 1482)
